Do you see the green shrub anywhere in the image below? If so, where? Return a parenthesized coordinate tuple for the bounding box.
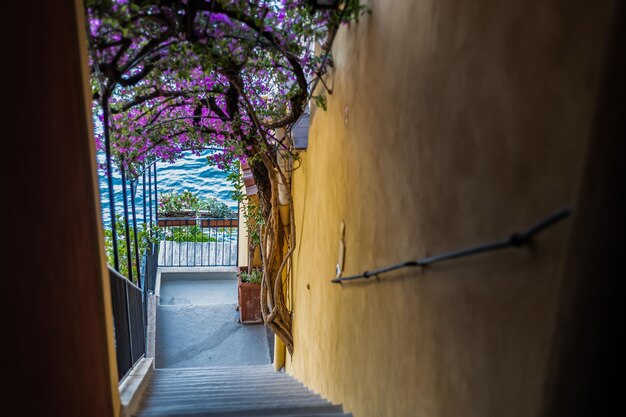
(104, 216, 161, 282)
(158, 190, 236, 218)
(240, 269, 263, 284)
(164, 225, 217, 243)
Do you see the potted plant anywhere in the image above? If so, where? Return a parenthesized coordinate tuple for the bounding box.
(237, 267, 263, 324)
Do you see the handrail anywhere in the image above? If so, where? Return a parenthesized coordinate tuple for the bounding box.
(109, 266, 143, 292)
(108, 265, 146, 382)
(331, 207, 572, 284)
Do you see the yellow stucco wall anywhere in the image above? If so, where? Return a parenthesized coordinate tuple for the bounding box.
(287, 1, 615, 416)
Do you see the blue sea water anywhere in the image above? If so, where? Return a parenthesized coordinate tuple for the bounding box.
(97, 150, 236, 227)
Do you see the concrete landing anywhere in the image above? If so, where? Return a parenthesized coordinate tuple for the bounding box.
(159, 279, 236, 305)
(155, 304, 270, 368)
(155, 270, 270, 369)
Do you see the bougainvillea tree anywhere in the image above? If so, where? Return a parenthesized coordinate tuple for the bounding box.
(87, 0, 366, 353)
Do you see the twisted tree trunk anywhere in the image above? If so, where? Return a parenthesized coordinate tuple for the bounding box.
(253, 150, 294, 354)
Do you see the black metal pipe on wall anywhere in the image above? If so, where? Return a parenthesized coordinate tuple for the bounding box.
(332, 207, 572, 284)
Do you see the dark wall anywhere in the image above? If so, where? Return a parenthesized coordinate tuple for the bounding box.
(1, 1, 117, 415)
(542, 3, 625, 416)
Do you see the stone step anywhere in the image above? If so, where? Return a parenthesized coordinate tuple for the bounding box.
(137, 404, 346, 417)
(148, 380, 307, 390)
(141, 394, 327, 407)
(136, 366, 349, 417)
(149, 375, 307, 387)
(146, 381, 309, 390)
(149, 376, 304, 384)
(152, 365, 278, 374)
(140, 413, 350, 417)
(151, 373, 300, 381)
(145, 387, 318, 397)
(141, 395, 330, 407)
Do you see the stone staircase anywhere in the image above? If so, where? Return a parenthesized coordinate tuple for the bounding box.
(135, 365, 351, 417)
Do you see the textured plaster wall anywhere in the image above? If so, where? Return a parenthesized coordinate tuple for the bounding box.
(287, 1, 615, 417)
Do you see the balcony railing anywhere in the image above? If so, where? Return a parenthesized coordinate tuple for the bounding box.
(157, 217, 239, 267)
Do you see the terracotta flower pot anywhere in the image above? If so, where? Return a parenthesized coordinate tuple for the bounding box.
(237, 267, 262, 324)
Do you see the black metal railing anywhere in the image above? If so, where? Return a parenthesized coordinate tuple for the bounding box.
(157, 217, 239, 267)
(140, 242, 159, 334)
(109, 267, 146, 381)
(332, 207, 572, 284)
(142, 242, 159, 293)
(104, 159, 159, 290)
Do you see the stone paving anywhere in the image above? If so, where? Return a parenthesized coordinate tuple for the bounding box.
(155, 270, 270, 368)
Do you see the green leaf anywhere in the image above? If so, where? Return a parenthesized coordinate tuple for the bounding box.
(312, 94, 327, 111)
